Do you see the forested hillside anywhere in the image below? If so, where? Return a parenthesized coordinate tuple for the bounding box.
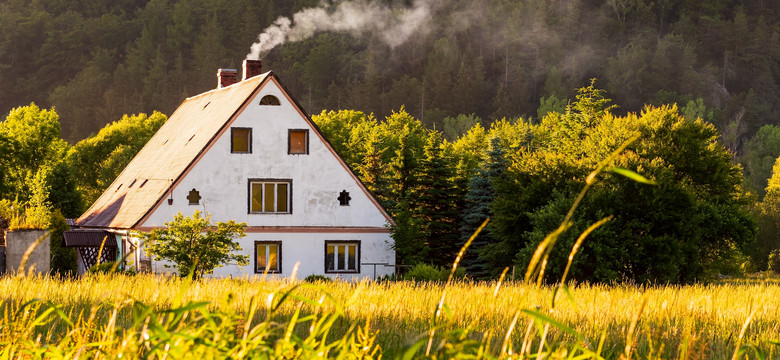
(2, 0, 779, 155)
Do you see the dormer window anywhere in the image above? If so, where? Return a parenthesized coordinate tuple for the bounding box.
(288, 129, 308, 155)
(231, 128, 251, 153)
(260, 95, 280, 105)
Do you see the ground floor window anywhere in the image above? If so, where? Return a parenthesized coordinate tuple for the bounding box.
(255, 241, 281, 273)
(325, 241, 360, 273)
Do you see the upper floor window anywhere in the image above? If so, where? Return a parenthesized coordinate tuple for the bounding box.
(260, 95, 280, 105)
(250, 179, 291, 214)
(231, 128, 251, 153)
(288, 129, 309, 155)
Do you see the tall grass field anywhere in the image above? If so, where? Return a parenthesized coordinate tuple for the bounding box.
(3, 141, 777, 359)
(1, 272, 779, 359)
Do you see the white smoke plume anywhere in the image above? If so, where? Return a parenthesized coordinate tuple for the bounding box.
(247, 0, 437, 60)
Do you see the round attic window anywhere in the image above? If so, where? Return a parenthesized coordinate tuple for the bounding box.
(260, 95, 280, 105)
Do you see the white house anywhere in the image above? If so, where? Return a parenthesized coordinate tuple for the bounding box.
(65, 60, 396, 280)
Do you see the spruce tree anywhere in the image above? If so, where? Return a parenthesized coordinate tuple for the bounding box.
(459, 137, 508, 279)
(356, 130, 390, 207)
(414, 132, 460, 267)
(388, 128, 426, 266)
(460, 169, 492, 278)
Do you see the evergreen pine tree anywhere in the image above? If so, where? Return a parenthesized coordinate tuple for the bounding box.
(459, 137, 508, 279)
(356, 129, 390, 207)
(388, 128, 426, 266)
(460, 168, 492, 278)
(414, 132, 461, 267)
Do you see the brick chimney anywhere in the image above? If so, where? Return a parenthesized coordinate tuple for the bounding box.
(217, 69, 237, 88)
(243, 59, 263, 80)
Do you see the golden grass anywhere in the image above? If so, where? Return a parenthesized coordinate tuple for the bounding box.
(2, 273, 778, 358)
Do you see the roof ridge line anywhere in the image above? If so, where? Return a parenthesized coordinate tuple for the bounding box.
(185, 72, 272, 101)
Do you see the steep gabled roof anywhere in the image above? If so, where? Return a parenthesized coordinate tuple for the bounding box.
(77, 74, 270, 228)
(77, 72, 394, 229)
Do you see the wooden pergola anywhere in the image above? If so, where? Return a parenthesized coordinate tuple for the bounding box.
(63, 230, 118, 272)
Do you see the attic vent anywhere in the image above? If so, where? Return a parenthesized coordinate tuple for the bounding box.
(260, 95, 280, 106)
(203, 102, 210, 109)
(139, 179, 148, 188)
(338, 190, 351, 206)
(186, 135, 195, 144)
(187, 189, 201, 205)
(128, 179, 137, 188)
(163, 139, 169, 145)
(116, 184, 122, 192)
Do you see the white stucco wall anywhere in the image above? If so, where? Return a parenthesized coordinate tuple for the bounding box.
(138, 79, 395, 278)
(142, 80, 388, 228)
(141, 233, 395, 280)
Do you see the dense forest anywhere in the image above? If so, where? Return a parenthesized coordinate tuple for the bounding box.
(2, 0, 779, 145)
(2, 0, 780, 280)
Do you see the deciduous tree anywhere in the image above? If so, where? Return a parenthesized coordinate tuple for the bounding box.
(493, 86, 755, 283)
(137, 211, 249, 280)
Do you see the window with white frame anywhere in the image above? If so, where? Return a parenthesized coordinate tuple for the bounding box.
(249, 180, 291, 213)
(325, 241, 360, 273)
(255, 241, 281, 273)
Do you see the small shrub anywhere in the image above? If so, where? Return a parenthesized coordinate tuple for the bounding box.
(88, 262, 137, 275)
(9, 168, 53, 230)
(0, 198, 51, 231)
(377, 273, 398, 282)
(89, 262, 119, 274)
(741, 258, 759, 274)
(304, 274, 331, 283)
(404, 263, 465, 282)
(769, 249, 780, 274)
(49, 210, 77, 276)
(404, 263, 442, 281)
(0, 169, 53, 231)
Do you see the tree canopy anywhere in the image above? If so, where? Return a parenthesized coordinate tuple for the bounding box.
(313, 83, 757, 282)
(66, 111, 167, 205)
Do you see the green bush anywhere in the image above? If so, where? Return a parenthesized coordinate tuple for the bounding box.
(1, 168, 53, 231)
(11, 167, 53, 230)
(49, 210, 77, 276)
(769, 250, 780, 274)
(303, 274, 332, 283)
(89, 261, 120, 274)
(377, 273, 398, 282)
(404, 263, 465, 282)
